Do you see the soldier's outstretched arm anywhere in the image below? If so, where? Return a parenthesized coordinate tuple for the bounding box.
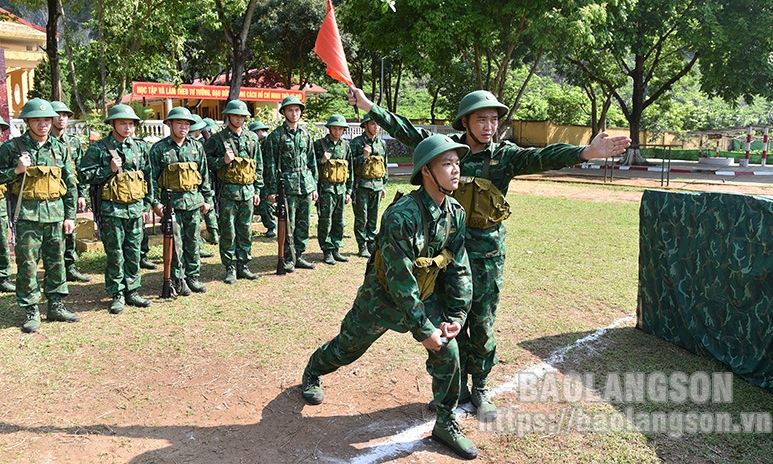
(348, 86, 431, 150)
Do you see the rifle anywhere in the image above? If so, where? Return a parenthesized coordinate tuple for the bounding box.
(89, 184, 103, 239)
(160, 189, 177, 298)
(393, 189, 404, 203)
(275, 174, 288, 275)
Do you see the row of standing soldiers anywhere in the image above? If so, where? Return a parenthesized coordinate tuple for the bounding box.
(0, 96, 388, 333)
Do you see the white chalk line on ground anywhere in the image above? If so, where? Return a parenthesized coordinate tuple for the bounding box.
(320, 314, 636, 464)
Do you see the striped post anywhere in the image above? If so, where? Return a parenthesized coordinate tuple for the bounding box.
(742, 126, 752, 167)
(762, 127, 769, 167)
(715, 140, 720, 158)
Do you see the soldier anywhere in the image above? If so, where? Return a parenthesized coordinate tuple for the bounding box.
(0, 116, 16, 293)
(50, 101, 92, 283)
(190, 114, 216, 259)
(149, 107, 213, 295)
(79, 104, 154, 314)
(0, 98, 79, 333)
(249, 121, 276, 238)
(264, 96, 318, 271)
(349, 87, 630, 422)
(302, 135, 478, 460)
(204, 100, 263, 284)
(350, 114, 388, 258)
(314, 114, 352, 265)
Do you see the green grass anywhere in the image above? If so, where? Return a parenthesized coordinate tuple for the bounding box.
(0, 179, 770, 463)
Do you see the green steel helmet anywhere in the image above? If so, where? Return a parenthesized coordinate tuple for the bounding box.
(360, 113, 373, 128)
(451, 90, 509, 131)
(222, 99, 251, 116)
(0, 116, 8, 131)
(410, 134, 469, 186)
(279, 95, 305, 113)
(325, 114, 348, 128)
(249, 121, 269, 131)
(20, 98, 59, 119)
(190, 114, 207, 131)
(50, 100, 74, 116)
(164, 106, 196, 123)
(104, 104, 141, 123)
(203, 117, 219, 132)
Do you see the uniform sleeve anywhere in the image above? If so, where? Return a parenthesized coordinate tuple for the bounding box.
(77, 143, 113, 185)
(252, 134, 263, 196)
(344, 140, 353, 195)
(379, 207, 437, 343)
(148, 141, 164, 208)
(306, 132, 318, 184)
(140, 142, 154, 210)
(439, 205, 472, 326)
(500, 143, 585, 178)
(368, 104, 433, 150)
(204, 134, 226, 173)
(59, 141, 77, 220)
(0, 140, 20, 185)
(198, 143, 214, 204)
(71, 140, 89, 198)
(262, 131, 278, 196)
(350, 137, 364, 168)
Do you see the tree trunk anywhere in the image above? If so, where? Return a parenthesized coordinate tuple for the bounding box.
(498, 49, 542, 138)
(619, 55, 649, 166)
(47, 0, 62, 101)
(429, 84, 440, 124)
(98, 0, 107, 114)
(60, 3, 86, 115)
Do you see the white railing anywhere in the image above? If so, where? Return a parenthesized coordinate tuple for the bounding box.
(10, 119, 461, 141)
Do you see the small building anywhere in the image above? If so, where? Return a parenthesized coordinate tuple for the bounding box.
(0, 8, 48, 122)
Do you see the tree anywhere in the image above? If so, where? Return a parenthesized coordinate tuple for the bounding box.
(556, 0, 773, 164)
(213, 0, 261, 101)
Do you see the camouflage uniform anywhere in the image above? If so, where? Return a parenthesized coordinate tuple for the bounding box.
(0, 132, 77, 318)
(304, 187, 471, 426)
(56, 132, 89, 275)
(149, 134, 213, 283)
(204, 126, 263, 274)
(313, 134, 352, 256)
(0, 187, 13, 289)
(367, 102, 584, 391)
(350, 130, 387, 254)
(256, 137, 276, 234)
(79, 134, 153, 299)
(263, 122, 318, 266)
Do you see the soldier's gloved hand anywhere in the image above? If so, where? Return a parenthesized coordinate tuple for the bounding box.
(422, 329, 445, 351)
(15, 154, 30, 175)
(63, 219, 75, 235)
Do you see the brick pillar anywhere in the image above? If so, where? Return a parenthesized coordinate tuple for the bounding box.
(0, 49, 9, 142)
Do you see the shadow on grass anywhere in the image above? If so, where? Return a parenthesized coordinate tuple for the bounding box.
(513, 327, 773, 463)
(0, 387, 454, 463)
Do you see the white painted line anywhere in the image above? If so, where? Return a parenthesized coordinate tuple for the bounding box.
(715, 171, 736, 176)
(618, 166, 631, 171)
(330, 314, 636, 463)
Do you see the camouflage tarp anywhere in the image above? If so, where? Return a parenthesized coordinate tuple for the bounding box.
(638, 189, 773, 391)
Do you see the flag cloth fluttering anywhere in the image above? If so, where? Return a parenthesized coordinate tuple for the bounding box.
(314, 0, 354, 86)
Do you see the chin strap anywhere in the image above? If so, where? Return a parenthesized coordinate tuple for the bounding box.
(427, 166, 453, 195)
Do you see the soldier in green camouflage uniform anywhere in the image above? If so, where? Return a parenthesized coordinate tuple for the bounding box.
(50, 101, 92, 283)
(302, 135, 478, 460)
(250, 121, 276, 238)
(349, 87, 630, 422)
(350, 114, 388, 258)
(204, 100, 263, 284)
(0, 98, 80, 333)
(191, 115, 219, 251)
(79, 104, 154, 314)
(138, 133, 159, 271)
(150, 107, 214, 295)
(0, 117, 15, 293)
(187, 115, 215, 259)
(314, 114, 352, 265)
(263, 96, 318, 271)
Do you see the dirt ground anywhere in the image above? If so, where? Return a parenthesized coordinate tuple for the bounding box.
(0, 174, 769, 464)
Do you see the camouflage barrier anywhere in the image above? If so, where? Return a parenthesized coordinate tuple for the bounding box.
(638, 189, 773, 391)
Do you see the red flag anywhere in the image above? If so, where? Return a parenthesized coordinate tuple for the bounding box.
(315, 0, 353, 86)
